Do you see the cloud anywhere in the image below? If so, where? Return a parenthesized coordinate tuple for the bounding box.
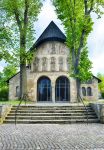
(0, 65, 3, 72)
(88, 15, 104, 75)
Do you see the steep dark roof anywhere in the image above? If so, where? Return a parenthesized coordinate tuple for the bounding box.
(31, 21, 66, 49)
(93, 76, 101, 83)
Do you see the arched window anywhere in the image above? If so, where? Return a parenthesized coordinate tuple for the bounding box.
(16, 86, 20, 97)
(87, 87, 92, 96)
(37, 76, 52, 101)
(51, 57, 56, 71)
(82, 87, 86, 96)
(59, 57, 63, 71)
(55, 76, 70, 101)
(42, 57, 47, 71)
(33, 57, 39, 72)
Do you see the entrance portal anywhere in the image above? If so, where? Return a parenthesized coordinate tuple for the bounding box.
(37, 76, 52, 101)
(55, 76, 70, 102)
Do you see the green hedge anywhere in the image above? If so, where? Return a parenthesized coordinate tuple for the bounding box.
(102, 93, 104, 99)
(0, 88, 8, 101)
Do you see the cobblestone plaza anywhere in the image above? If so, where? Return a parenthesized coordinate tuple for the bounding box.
(0, 124, 104, 150)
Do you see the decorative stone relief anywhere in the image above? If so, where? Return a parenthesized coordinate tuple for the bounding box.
(59, 57, 63, 71)
(51, 57, 56, 71)
(67, 57, 70, 71)
(59, 45, 65, 54)
(33, 57, 39, 72)
(51, 42, 56, 54)
(42, 57, 47, 71)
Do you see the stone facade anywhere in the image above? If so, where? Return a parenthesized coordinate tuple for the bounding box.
(8, 40, 99, 103)
(81, 78, 99, 100)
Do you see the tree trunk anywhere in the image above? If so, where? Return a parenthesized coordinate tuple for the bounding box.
(19, 30, 27, 99)
(20, 63, 27, 99)
(76, 78, 80, 102)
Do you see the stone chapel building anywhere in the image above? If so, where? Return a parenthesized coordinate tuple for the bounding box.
(8, 21, 101, 103)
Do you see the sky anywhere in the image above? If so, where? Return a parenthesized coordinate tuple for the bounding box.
(0, 0, 104, 76)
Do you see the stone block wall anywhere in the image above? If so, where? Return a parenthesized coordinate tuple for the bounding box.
(81, 78, 99, 100)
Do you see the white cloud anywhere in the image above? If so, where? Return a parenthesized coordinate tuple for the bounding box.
(91, 51, 104, 75)
(0, 66, 3, 72)
(88, 15, 104, 75)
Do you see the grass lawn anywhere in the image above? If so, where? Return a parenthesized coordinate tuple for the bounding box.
(83, 99, 104, 105)
(0, 100, 34, 105)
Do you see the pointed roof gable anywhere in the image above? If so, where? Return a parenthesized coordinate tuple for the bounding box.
(35, 21, 66, 48)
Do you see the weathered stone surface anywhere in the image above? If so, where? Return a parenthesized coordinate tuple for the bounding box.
(91, 103, 104, 123)
(0, 105, 11, 124)
(8, 41, 99, 102)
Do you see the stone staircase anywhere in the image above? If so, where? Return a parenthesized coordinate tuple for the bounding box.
(4, 105, 99, 124)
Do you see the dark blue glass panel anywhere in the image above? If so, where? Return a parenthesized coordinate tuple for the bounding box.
(37, 77, 51, 101)
(55, 76, 70, 101)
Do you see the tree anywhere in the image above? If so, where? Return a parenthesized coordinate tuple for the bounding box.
(0, 0, 42, 99)
(53, 0, 104, 100)
(97, 73, 104, 98)
(0, 64, 17, 100)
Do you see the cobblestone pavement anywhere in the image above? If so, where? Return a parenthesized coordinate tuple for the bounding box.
(0, 124, 104, 150)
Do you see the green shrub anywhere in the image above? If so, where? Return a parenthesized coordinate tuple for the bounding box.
(0, 88, 8, 101)
(102, 93, 104, 99)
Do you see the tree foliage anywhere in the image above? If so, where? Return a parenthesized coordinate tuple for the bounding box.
(0, 64, 17, 88)
(97, 73, 104, 98)
(53, 0, 104, 82)
(0, 64, 17, 100)
(0, 0, 42, 98)
(73, 46, 92, 82)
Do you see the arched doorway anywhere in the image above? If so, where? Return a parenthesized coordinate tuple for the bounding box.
(55, 76, 70, 102)
(37, 76, 52, 101)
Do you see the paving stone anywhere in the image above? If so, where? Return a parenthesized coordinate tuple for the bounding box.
(0, 124, 104, 150)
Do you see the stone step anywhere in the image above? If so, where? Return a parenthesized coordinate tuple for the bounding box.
(4, 118, 99, 124)
(5, 115, 97, 120)
(11, 107, 91, 110)
(12, 105, 89, 108)
(10, 109, 94, 113)
(4, 105, 99, 124)
(8, 112, 96, 116)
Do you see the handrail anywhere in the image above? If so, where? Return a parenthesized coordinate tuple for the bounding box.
(15, 94, 27, 125)
(78, 94, 88, 124)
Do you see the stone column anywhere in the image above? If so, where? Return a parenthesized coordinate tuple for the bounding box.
(56, 57, 59, 71)
(47, 57, 50, 71)
(70, 77, 77, 103)
(52, 81, 55, 103)
(39, 57, 42, 71)
(34, 80, 37, 102)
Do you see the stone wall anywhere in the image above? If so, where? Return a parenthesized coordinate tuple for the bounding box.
(90, 103, 104, 123)
(0, 105, 11, 124)
(9, 70, 77, 103)
(81, 78, 99, 100)
(8, 41, 99, 102)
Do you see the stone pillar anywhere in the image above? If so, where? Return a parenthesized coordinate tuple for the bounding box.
(39, 58, 42, 71)
(100, 105, 104, 123)
(47, 58, 50, 71)
(56, 57, 59, 71)
(70, 77, 77, 103)
(64, 56, 67, 72)
(52, 81, 55, 103)
(34, 80, 37, 102)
